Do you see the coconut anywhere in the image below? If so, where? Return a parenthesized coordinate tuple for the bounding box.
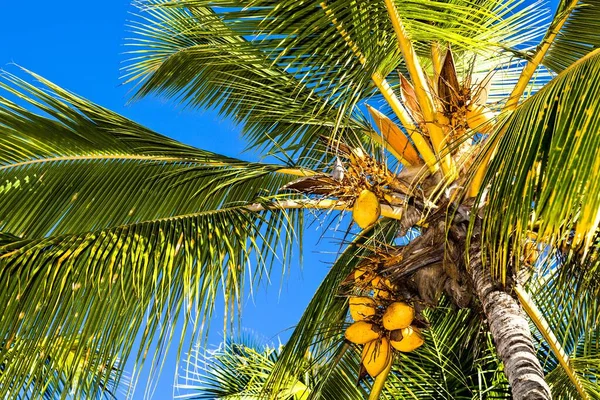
(382, 302, 414, 331)
(390, 326, 424, 352)
(353, 189, 381, 229)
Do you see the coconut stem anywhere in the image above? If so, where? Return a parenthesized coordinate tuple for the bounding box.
(368, 359, 392, 400)
(245, 199, 404, 221)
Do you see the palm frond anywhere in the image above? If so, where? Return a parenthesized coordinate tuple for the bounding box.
(0, 196, 301, 399)
(176, 333, 365, 400)
(380, 301, 509, 399)
(176, 339, 288, 399)
(0, 70, 307, 237)
(544, 0, 600, 73)
(124, 1, 370, 162)
(477, 48, 600, 281)
(0, 71, 306, 399)
(1, 334, 127, 400)
(125, 0, 545, 163)
(525, 261, 600, 399)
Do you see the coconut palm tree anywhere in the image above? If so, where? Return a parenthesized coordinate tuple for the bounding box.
(1, 0, 600, 398)
(178, 266, 600, 399)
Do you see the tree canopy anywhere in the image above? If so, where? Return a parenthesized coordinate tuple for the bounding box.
(1, 0, 600, 398)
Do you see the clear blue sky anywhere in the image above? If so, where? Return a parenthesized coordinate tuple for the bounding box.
(0, 1, 333, 398)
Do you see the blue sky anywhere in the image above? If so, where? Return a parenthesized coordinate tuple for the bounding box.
(0, 1, 334, 398)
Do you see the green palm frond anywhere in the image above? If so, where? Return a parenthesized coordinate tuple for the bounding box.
(177, 338, 288, 399)
(125, 0, 544, 162)
(0, 70, 305, 237)
(124, 0, 370, 161)
(1, 334, 126, 400)
(526, 261, 600, 399)
(176, 333, 365, 400)
(544, 0, 600, 72)
(392, 0, 546, 51)
(477, 48, 600, 281)
(0, 71, 308, 399)
(380, 301, 508, 399)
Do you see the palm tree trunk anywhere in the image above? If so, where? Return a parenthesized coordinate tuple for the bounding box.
(469, 250, 552, 399)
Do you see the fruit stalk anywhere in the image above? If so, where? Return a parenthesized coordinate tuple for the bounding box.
(368, 358, 392, 400)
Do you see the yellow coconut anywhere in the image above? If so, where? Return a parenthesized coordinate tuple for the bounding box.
(362, 337, 392, 377)
(354, 266, 376, 286)
(390, 326, 424, 352)
(349, 297, 377, 321)
(382, 302, 414, 331)
(466, 105, 495, 133)
(353, 189, 381, 229)
(344, 321, 380, 344)
(372, 276, 395, 300)
(436, 112, 450, 126)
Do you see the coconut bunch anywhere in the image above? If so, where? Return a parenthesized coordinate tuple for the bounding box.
(283, 139, 409, 229)
(339, 248, 431, 378)
(344, 299, 425, 378)
(338, 203, 480, 379)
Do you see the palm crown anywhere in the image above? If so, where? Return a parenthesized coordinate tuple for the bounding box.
(1, 0, 600, 399)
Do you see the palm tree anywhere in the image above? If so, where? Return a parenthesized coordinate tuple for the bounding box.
(179, 266, 600, 399)
(1, 0, 600, 398)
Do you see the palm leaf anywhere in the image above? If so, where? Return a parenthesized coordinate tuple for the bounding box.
(524, 261, 600, 398)
(544, 0, 600, 73)
(0, 70, 307, 237)
(176, 333, 365, 400)
(477, 48, 600, 281)
(380, 300, 509, 399)
(0, 71, 307, 399)
(1, 334, 127, 400)
(125, 1, 371, 162)
(125, 0, 544, 163)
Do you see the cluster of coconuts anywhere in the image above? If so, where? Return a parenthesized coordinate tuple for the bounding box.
(343, 266, 424, 378)
(345, 298, 424, 377)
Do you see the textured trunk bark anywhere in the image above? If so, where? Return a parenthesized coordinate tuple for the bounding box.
(469, 250, 552, 400)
